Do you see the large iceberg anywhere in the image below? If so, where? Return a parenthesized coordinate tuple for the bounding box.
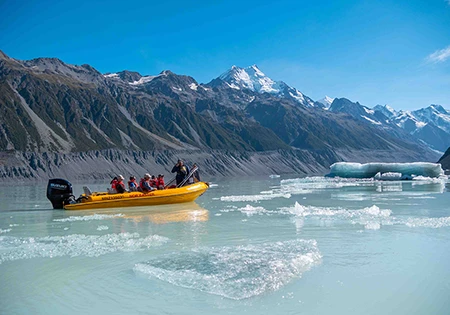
(327, 162, 444, 179)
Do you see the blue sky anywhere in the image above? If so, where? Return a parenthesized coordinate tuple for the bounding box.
(1, 0, 449, 110)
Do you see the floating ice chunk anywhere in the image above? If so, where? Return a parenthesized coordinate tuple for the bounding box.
(97, 225, 109, 231)
(412, 176, 447, 182)
(290, 202, 306, 216)
(0, 233, 168, 264)
(53, 214, 124, 222)
(405, 217, 450, 228)
(0, 229, 11, 234)
(328, 162, 444, 179)
(269, 174, 280, 178)
(374, 172, 412, 181)
(220, 205, 276, 216)
(220, 193, 291, 202)
(280, 204, 391, 219)
(364, 222, 381, 230)
(238, 205, 268, 216)
(134, 239, 321, 300)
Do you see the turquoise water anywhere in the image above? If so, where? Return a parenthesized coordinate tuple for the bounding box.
(1, 176, 450, 314)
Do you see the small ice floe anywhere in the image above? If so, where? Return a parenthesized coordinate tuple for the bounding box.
(133, 239, 322, 300)
(0, 233, 169, 264)
(220, 205, 275, 216)
(364, 222, 381, 230)
(220, 193, 291, 202)
(0, 229, 12, 234)
(269, 174, 281, 178)
(280, 202, 392, 222)
(97, 225, 109, 231)
(374, 172, 410, 181)
(53, 213, 124, 222)
(405, 217, 450, 228)
(280, 176, 363, 192)
(237, 205, 269, 216)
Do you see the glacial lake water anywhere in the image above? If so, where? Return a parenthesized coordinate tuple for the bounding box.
(1, 175, 450, 315)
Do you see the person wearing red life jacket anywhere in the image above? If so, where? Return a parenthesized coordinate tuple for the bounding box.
(110, 177, 118, 189)
(115, 175, 126, 193)
(128, 176, 138, 191)
(139, 173, 154, 192)
(157, 174, 165, 189)
(150, 175, 158, 188)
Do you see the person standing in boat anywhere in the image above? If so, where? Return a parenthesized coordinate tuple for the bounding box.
(171, 159, 189, 186)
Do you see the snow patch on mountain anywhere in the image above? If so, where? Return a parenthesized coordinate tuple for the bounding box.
(361, 115, 382, 125)
(104, 73, 119, 78)
(130, 75, 158, 85)
(317, 96, 335, 108)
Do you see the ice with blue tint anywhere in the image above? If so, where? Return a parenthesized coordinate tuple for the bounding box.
(328, 162, 444, 179)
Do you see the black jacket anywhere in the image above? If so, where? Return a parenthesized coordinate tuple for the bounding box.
(171, 164, 189, 183)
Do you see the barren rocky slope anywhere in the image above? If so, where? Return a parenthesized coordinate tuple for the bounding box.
(0, 51, 440, 181)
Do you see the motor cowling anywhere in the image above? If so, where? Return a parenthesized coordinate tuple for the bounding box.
(47, 179, 73, 209)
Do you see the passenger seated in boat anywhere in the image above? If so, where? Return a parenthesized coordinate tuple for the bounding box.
(128, 176, 138, 191)
(171, 159, 190, 186)
(157, 174, 165, 189)
(150, 175, 158, 188)
(115, 175, 126, 193)
(109, 176, 118, 192)
(108, 176, 118, 193)
(139, 173, 155, 192)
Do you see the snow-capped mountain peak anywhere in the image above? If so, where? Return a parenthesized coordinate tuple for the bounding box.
(412, 104, 450, 133)
(373, 104, 397, 119)
(317, 96, 335, 108)
(219, 65, 278, 93)
(216, 65, 315, 107)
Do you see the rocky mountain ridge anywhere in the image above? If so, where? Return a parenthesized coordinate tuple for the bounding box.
(326, 98, 450, 152)
(0, 51, 442, 180)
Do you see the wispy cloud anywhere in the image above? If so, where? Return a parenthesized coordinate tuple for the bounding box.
(426, 46, 450, 63)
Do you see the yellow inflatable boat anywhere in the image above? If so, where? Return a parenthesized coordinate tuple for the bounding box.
(47, 178, 209, 210)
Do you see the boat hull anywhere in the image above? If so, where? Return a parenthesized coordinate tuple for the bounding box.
(64, 182, 209, 210)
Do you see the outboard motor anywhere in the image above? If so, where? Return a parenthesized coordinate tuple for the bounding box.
(47, 179, 73, 209)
